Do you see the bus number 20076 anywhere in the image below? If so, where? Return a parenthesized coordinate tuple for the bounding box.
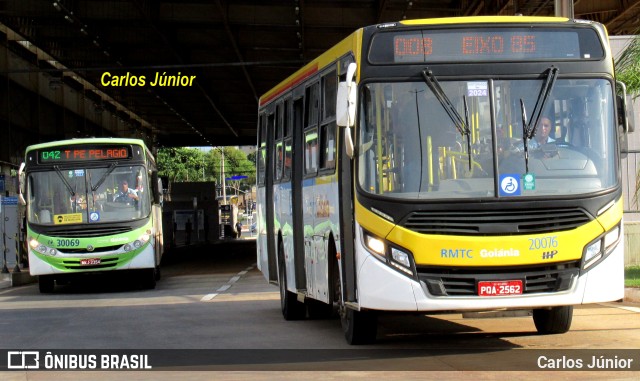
(56, 239, 80, 247)
(528, 236, 558, 250)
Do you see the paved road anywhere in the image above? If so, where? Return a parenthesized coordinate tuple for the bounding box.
(0, 240, 638, 379)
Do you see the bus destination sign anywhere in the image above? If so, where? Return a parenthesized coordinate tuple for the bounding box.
(38, 146, 131, 163)
(369, 27, 603, 64)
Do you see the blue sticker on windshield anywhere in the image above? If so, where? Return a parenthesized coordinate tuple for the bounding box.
(499, 174, 521, 196)
(89, 211, 100, 222)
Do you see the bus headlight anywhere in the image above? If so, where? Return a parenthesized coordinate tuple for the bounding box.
(391, 247, 412, 269)
(365, 235, 385, 256)
(362, 230, 416, 277)
(583, 223, 621, 270)
(139, 231, 151, 243)
(29, 237, 40, 249)
(28, 237, 57, 256)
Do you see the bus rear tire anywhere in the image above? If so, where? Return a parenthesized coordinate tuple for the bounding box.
(341, 308, 377, 345)
(278, 246, 305, 320)
(533, 306, 573, 334)
(38, 275, 55, 294)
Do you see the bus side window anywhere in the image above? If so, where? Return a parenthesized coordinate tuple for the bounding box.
(304, 129, 318, 175)
(320, 121, 336, 170)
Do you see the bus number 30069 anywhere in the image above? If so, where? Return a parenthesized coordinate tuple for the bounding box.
(56, 239, 81, 247)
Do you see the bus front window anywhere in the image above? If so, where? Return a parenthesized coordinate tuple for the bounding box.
(28, 165, 150, 225)
(358, 78, 617, 200)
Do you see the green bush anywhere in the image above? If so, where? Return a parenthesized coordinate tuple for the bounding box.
(625, 266, 640, 288)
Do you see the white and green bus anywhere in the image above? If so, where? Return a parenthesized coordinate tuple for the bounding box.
(18, 138, 164, 293)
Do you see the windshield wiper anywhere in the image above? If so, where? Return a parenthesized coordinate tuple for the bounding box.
(53, 165, 76, 198)
(54, 165, 80, 212)
(520, 66, 559, 173)
(90, 162, 117, 192)
(87, 162, 118, 211)
(422, 68, 473, 170)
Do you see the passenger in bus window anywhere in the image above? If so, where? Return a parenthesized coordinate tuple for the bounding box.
(115, 180, 139, 203)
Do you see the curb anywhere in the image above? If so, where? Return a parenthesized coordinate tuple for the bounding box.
(624, 287, 640, 304)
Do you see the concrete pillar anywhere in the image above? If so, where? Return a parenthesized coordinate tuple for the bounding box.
(555, 0, 574, 18)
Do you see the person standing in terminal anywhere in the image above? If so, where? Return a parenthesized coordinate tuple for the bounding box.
(235, 221, 242, 238)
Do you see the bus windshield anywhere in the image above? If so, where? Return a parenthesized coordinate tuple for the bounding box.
(358, 78, 617, 199)
(27, 164, 150, 225)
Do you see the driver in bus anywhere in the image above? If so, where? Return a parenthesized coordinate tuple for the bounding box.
(115, 180, 139, 203)
(529, 116, 556, 149)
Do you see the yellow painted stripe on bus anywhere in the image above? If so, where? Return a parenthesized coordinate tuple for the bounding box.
(355, 198, 395, 239)
(400, 16, 569, 26)
(387, 217, 604, 267)
(598, 198, 623, 231)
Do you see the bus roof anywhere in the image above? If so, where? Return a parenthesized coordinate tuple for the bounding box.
(258, 16, 596, 109)
(400, 15, 570, 26)
(25, 137, 151, 153)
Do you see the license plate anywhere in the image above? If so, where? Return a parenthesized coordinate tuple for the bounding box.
(478, 280, 523, 296)
(80, 258, 101, 266)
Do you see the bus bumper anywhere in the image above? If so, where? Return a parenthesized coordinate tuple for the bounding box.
(27, 244, 156, 276)
(356, 235, 625, 312)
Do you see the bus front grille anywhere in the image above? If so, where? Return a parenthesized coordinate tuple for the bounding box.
(58, 245, 122, 254)
(402, 208, 591, 236)
(417, 262, 580, 296)
(41, 226, 133, 238)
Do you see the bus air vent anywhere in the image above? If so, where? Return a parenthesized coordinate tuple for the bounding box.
(40, 226, 133, 238)
(402, 208, 591, 236)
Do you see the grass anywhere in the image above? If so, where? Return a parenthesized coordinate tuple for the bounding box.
(625, 266, 640, 288)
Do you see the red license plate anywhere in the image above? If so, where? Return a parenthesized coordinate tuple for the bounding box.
(478, 280, 523, 296)
(80, 258, 101, 266)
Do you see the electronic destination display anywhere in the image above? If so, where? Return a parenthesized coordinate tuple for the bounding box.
(369, 27, 604, 64)
(38, 145, 131, 163)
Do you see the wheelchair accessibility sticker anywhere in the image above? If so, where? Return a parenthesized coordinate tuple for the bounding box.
(499, 174, 521, 196)
(89, 211, 100, 222)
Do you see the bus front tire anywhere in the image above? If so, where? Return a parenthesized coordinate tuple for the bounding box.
(533, 305, 573, 334)
(341, 307, 377, 345)
(142, 268, 157, 289)
(38, 275, 55, 293)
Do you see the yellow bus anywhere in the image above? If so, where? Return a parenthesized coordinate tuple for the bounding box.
(256, 16, 633, 344)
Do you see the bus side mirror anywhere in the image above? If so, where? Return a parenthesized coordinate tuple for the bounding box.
(337, 62, 357, 158)
(337, 63, 357, 128)
(151, 171, 162, 204)
(17, 162, 26, 206)
(616, 81, 634, 133)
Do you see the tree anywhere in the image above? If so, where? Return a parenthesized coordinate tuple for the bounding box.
(206, 147, 256, 191)
(615, 35, 640, 96)
(157, 147, 205, 182)
(158, 147, 255, 191)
